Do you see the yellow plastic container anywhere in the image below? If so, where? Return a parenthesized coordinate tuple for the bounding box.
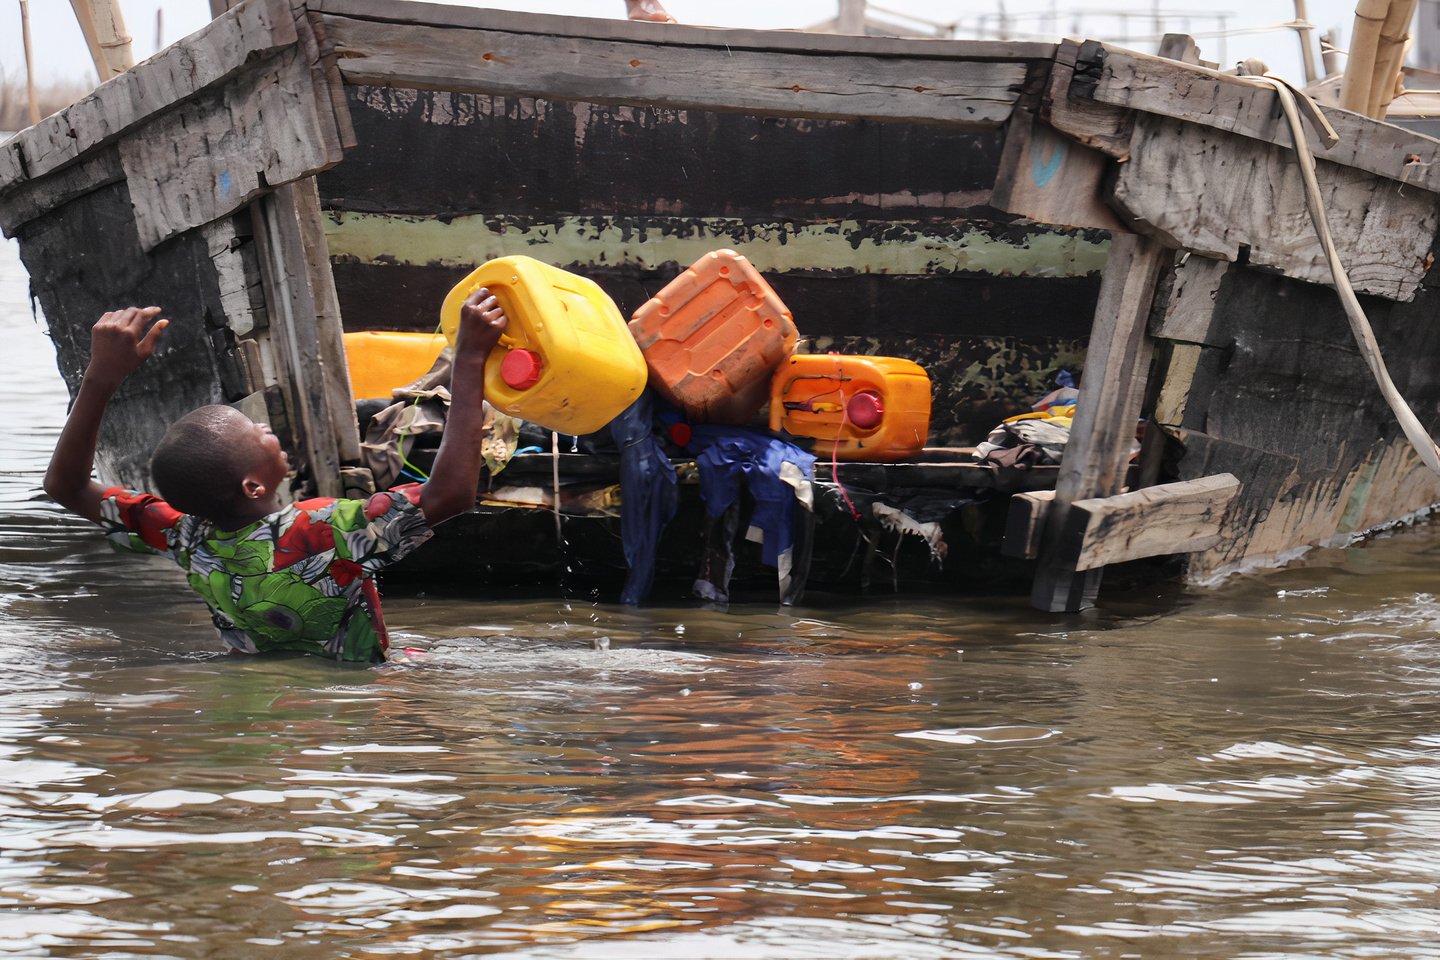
(440, 256, 647, 435)
(341, 331, 448, 401)
(770, 354, 932, 461)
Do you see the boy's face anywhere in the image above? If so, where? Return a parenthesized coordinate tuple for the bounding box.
(214, 408, 290, 491)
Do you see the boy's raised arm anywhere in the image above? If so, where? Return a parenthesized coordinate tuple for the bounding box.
(44, 307, 168, 524)
(419, 288, 507, 526)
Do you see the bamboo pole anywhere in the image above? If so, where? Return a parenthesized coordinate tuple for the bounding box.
(68, 0, 107, 82)
(1341, 0, 1389, 113)
(90, 0, 135, 78)
(1369, 0, 1418, 116)
(1294, 0, 1320, 85)
(837, 0, 866, 34)
(69, 0, 134, 83)
(1320, 30, 1341, 76)
(19, 0, 40, 126)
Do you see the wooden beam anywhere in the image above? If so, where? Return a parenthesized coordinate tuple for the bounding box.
(818, 459, 1059, 493)
(1151, 343, 1205, 429)
(202, 215, 269, 342)
(0, 0, 297, 194)
(1041, 36, 1132, 158)
(317, 0, 1055, 61)
(992, 106, 1127, 231)
(322, 210, 1108, 279)
(1155, 33, 1200, 64)
(1002, 489, 1054, 559)
(1004, 476, 1240, 564)
(0, 148, 123, 237)
(300, 6, 358, 151)
(289, 177, 361, 465)
(251, 182, 354, 498)
(1109, 112, 1440, 302)
(318, 12, 1031, 126)
(1030, 234, 1171, 612)
(1066, 474, 1241, 570)
(117, 49, 344, 251)
(1069, 39, 1440, 194)
(1149, 253, 1229, 345)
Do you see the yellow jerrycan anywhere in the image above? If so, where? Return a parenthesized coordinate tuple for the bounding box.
(440, 256, 647, 435)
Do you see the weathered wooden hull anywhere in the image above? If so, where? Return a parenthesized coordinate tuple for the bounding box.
(5, 1, 1440, 609)
(319, 84, 1105, 446)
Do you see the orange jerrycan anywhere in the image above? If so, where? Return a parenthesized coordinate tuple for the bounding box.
(770, 354, 932, 462)
(629, 249, 798, 424)
(341, 331, 448, 400)
(440, 256, 647, 435)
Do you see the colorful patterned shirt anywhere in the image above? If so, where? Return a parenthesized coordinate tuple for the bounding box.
(98, 485, 433, 662)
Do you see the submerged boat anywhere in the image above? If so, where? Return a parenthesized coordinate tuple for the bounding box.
(5, 0, 1440, 611)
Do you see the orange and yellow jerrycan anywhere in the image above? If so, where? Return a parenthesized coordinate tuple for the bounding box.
(769, 354, 932, 461)
(440, 256, 647, 435)
(628, 249, 798, 425)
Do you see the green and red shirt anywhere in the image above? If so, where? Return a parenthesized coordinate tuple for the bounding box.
(98, 485, 432, 662)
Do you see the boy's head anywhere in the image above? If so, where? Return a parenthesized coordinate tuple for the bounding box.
(150, 405, 290, 521)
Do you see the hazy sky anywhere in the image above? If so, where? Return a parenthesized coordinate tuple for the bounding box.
(2, 1, 1374, 86)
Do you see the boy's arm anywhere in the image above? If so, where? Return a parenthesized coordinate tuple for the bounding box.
(420, 288, 507, 526)
(44, 307, 169, 524)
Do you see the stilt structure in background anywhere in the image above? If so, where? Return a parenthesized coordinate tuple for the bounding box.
(1342, 0, 1419, 118)
(19, 0, 41, 126)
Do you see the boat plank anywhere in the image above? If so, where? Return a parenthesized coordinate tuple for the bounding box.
(202, 215, 269, 342)
(1150, 253, 1229, 345)
(0, 148, 124, 237)
(316, 0, 1055, 61)
(1002, 489, 1055, 559)
(14, 180, 247, 493)
(322, 210, 1108, 280)
(1042, 38, 1132, 158)
(1110, 113, 1439, 301)
(289, 178, 363, 465)
(1074, 40, 1440, 193)
(119, 49, 344, 252)
(1031, 234, 1170, 611)
(319, 13, 1029, 126)
(1068, 474, 1240, 570)
(0, 0, 298, 193)
(252, 184, 348, 498)
(992, 106, 1127, 231)
(326, 86, 1006, 219)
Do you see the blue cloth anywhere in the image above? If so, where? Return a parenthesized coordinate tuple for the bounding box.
(610, 393, 678, 605)
(687, 426, 816, 569)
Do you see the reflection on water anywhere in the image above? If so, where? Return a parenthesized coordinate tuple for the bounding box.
(6, 236, 1440, 957)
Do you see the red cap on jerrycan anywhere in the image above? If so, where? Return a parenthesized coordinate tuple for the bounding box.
(500, 349, 542, 389)
(847, 391, 885, 428)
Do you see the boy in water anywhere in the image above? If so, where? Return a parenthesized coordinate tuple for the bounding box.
(44, 290, 506, 662)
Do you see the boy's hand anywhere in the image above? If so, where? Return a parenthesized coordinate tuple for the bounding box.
(86, 307, 169, 389)
(421, 287, 508, 525)
(454, 287, 507, 361)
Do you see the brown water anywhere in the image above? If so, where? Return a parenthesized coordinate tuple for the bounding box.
(6, 235, 1440, 958)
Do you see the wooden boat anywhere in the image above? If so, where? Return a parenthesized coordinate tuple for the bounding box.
(6, 0, 1440, 610)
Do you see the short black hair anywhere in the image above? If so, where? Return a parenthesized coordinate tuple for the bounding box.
(149, 405, 253, 519)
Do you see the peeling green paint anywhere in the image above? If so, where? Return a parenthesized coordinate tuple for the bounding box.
(323, 211, 1110, 279)
(1335, 452, 1384, 537)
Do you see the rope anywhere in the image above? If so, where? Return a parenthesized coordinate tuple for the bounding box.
(1243, 72, 1440, 475)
